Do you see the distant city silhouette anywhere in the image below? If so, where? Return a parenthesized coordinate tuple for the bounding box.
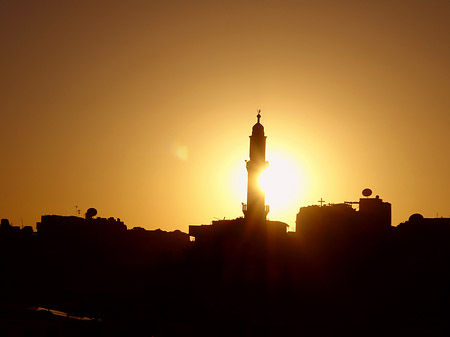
(0, 113, 449, 336)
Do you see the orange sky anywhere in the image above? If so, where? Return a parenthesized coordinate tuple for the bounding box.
(1, 1, 449, 232)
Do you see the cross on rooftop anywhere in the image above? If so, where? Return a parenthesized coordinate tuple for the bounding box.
(318, 198, 325, 207)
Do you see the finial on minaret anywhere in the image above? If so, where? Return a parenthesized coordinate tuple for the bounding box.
(257, 109, 261, 123)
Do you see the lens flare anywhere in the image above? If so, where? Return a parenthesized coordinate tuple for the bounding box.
(172, 142, 189, 161)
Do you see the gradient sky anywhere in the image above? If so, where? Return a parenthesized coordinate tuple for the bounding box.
(1, 0, 449, 232)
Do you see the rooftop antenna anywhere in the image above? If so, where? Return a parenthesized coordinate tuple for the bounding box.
(257, 109, 261, 123)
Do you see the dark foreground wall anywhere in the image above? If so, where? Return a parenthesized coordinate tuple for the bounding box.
(0, 217, 449, 337)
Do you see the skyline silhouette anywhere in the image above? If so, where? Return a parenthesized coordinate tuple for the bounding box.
(1, 2, 449, 334)
(1, 184, 449, 335)
(2, 110, 443, 233)
(1, 1, 449, 232)
(0, 114, 449, 336)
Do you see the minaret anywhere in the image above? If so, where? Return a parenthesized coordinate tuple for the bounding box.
(243, 110, 269, 225)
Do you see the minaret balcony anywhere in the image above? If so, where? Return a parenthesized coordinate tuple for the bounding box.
(241, 203, 270, 215)
(242, 203, 247, 214)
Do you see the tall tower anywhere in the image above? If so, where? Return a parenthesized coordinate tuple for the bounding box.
(243, 111, 269, 225)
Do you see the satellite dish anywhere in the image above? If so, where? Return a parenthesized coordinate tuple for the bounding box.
(85, 208, 98, 219)
(362, 188, 372, 197)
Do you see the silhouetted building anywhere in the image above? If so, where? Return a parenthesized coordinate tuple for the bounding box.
(296, 203, 357, 235)
(359, 194, 391, 228)
(296, 189, 391, 238)
(189, 112, 287, 244)
(36, 211, 189, 270)
(189, 218, 287, 245)
(1, 218, 19, 232)
(125, 227, 190, 265)
(1, 218, 12, 230)
(397, 213, 450, 232)
(37, 214, 127, 238)
(0, 218, 34, 237)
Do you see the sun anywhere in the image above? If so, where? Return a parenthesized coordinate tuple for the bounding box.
(226, 148, 307, 227)
(259, 151, 305, 217)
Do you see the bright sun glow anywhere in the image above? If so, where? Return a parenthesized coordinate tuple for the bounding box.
(227, 149, 308, 229)
(260, 152, 305, 215)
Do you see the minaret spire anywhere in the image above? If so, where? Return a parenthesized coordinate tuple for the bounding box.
(243, 110, 269, 226)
